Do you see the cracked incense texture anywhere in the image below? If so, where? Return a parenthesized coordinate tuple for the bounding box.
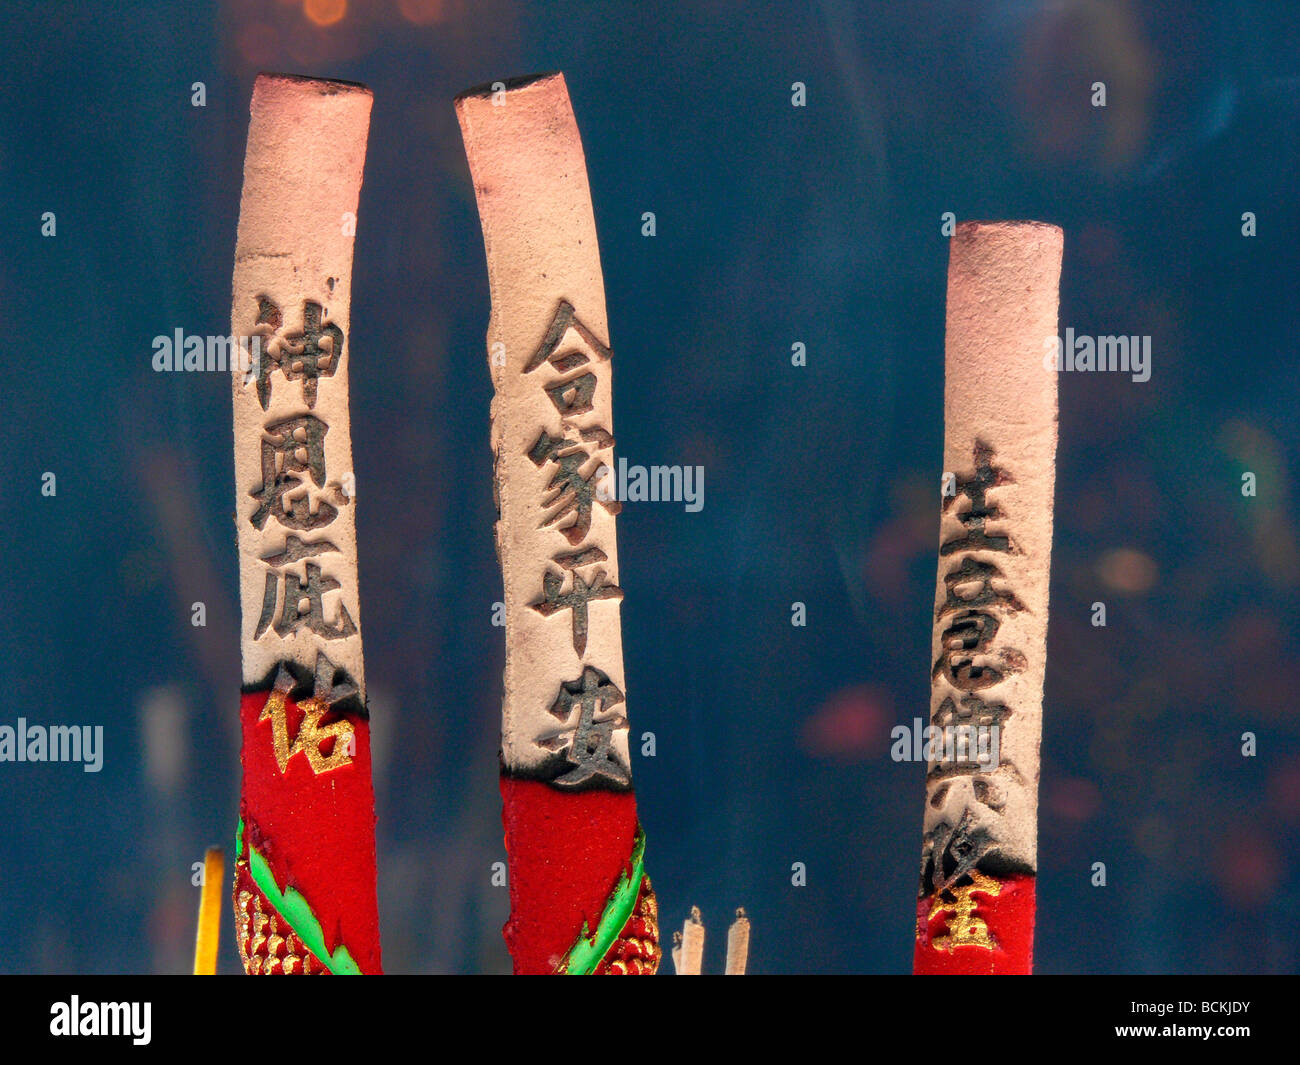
(458, 71, 658, 975)
(229, 73, 380, 975)
(914, 221, 1061, 975)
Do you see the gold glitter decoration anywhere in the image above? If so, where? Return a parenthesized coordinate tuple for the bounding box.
(235, 881, 326, 975)
(929, 871, 1001, 953)
(259, 685, 354, 775)
(595, 875, 662, 975)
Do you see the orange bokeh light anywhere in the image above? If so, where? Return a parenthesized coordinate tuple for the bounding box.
(304, 0, 347, 27)
(399, 0, 445, 24)
(1096, 547, 1158, 594)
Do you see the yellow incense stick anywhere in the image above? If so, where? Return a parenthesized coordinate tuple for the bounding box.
(193, 847, 225, 975)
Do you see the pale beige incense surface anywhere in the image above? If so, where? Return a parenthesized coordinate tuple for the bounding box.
(924, 221, 1062, 882)
(724, 909, 750, 975)
(456, 73, 630, 781)
(678, 908, 705, 975)
(230, 74, 371, 691)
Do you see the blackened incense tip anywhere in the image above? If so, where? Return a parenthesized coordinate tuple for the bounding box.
(253, 71, 373, 97)
(949, 220, 1064, 280)
(953, 219, 1063, 248)
(454, 71, 565, 104)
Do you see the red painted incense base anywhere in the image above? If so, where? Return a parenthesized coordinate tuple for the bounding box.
(913, 872, 1035, 975)
(234, 685, 382, 975)
(500, 776, 660, 974)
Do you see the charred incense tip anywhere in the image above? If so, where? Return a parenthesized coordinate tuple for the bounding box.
(948, 221, 1064, 294)
(192, 846, 225, 975)
(454, 70, 563, 104)
(953, 218, 1062, 235)
(252, 71, 373, 97)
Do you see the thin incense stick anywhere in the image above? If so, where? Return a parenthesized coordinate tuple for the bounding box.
(192, 847, 225, 975)
(914, 221, 1062, 975)
(456, 71, 660, 975)
(677, 907, 705, 975)
(725, 908, 751, 975)
(229, 73, 381, 975)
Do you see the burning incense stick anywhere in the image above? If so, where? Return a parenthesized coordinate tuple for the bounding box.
(192, 847, 224, 975)
(914, 221, 1062, 975)
(456, 72, 660, 975)
(228, 73, 381, 975)
(670, 906, 751, 974)
(678, 907, 705, 975)
(725, 908, 751, 975)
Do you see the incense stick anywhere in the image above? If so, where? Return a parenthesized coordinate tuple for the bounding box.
(456, 72, 660, 975)
(192, 847, 224, 975)
(670, 906, 751, 973)
(914, 221, 1062, 975)
(725, 908, 751, 975)
(678, 907, 705, 975)
(228, 73, 381, 975)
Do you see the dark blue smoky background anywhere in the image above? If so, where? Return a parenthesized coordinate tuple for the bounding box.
(0, 0, 1296, 974)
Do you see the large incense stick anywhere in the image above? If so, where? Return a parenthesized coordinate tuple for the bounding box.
(456, 72, 660, 975)
(914, 221, 1062, 975)
(228, 73, 381, 975)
